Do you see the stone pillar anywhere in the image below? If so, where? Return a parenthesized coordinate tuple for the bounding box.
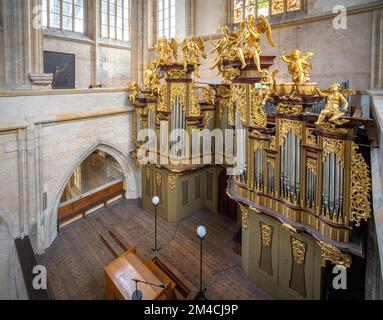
(88, 0, 100, 86)
(1, 0, 52, 90)
(371, 8, 383, 90)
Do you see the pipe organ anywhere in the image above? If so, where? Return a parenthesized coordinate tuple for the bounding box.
(128, 16, 373, 300)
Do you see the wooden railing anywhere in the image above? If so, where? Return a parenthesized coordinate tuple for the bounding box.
(58, 180, 125, 228)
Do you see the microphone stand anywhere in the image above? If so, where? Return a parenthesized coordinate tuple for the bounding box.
(131, 279, 168, 301)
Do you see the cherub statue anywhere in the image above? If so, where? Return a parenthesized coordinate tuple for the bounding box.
(127, 82, 139, 103)
(182, 37, 207, 78)
(236, 15, 276, 72)
(155, 37, 179, 67)
(281, 50, 314, 84)
(315, 82, 355, 125)
(210, 26, 242, 74)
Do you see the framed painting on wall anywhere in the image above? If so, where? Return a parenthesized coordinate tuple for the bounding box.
(44, 51, 75, 89)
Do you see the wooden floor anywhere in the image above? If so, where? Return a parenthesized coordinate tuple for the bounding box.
(39, 199, 272, 300)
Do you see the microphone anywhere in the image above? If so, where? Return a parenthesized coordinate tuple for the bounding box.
(131, 279, 169, 300)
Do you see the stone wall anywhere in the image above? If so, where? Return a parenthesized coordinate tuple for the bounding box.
(0, 89, 141, 299)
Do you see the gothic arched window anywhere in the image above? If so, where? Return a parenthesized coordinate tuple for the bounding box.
(233, 0, 302, 24)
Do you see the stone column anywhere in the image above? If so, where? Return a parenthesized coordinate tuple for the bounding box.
(371, 8, 383, 90)
(87, 0, 100, 86)
(1, 0, 52, 90)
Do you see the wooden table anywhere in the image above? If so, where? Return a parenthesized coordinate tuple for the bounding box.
(104, 248, 165, 300)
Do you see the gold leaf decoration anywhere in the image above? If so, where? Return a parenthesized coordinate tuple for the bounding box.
(279, 119, 302, 146)
(167, 69, 187, 79)
(317, 241, 352, 268)
(190, 83, 201, 116)
(145, 166, 151, 180)
(350, 142, 372, 227)
(168, 174, 177, 190)
(322, 138, 345, 168)
(239, 204, 249, 229)
(306, 129, 317, 146)
(158, 84, 168, 112)
(261, 223, 273, 247)
(250, 87, 267, 128)
(230, 84, 247, 124)
(291, 238, 306, 265)
(155, 172, 162, 187)
(170, 83, 187, 113)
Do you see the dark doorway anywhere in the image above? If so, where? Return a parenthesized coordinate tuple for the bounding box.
(218, 169, 237, 221)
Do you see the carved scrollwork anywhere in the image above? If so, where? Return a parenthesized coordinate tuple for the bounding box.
(170, 83, 187, 113)
(155, 172, 162, 187)
(167, 69, 187, 79)
(261, 223, 273, 247)
(291, 238, 306, 265)
(322, 138, 345, 168)
(250, 87, 267, 128)
(190, 83, 202, 116)
(306, 129, 317, 146)
(350, 143, 372, 227)
(279, 119, 302, 146)
(230, 84, 247, 124)
(158, 84, 168, 112)
(239, 204, 249, 229)
(317, 241, 352, 268)
(168, 174, 177, 190)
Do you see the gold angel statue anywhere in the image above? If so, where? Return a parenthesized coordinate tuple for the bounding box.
(236, 15, 276, 72)
(127, 82, 139, 103)
(182, 37, 207, 78)
(261, 69, 279, 94)
(144, 60, 163, 96)
(315, 82, 356, 125)
(281, 50, 314, 84)
(155, 37, 179, 67)
(210, 26, 241, 73)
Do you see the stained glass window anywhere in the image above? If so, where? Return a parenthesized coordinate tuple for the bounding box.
(42, 0, 84, 33)
(233, 0, 302, 23)
(100, 0, 131, 42)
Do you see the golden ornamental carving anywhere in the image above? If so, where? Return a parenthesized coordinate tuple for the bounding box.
(306, 129, 317, 146)
(168, 174, 177, 190)
(203, 87, 216, 105)
(282, 223, 298, 234)
(128, 82, 140, 104)
(250, 87, 267, 127)
(216, 86, 231, 99)
(276, 103, 303, 115)
(279, 119, 302, 146)
(322, 138, 345, 168)
(254, 140, 265, 150)
(190, 83, 201, 116)
(307, 159, 317, 175)
(157, 84, 168, 112)
(291, 238, 306, 265)
(350, 143, 372, 227)
(170, 83, 187, 113)
(145, 166, 151, 180)
(239, 204, 249, 229)
(261, 223, 273, 247)
(221, 66, 241, 83)
(231, 84, 247, 124)
(155, 172, 162, 187)
(269, 136, 276, 149)
(167, 69, 187, 79)
(281, 50, 314, 84)
(317, 241, 352, 268)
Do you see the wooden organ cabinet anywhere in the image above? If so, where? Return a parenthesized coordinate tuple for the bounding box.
(128, 22, 373, 299)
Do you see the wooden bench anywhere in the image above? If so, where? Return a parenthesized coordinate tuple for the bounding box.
(58, 181, 125, 229)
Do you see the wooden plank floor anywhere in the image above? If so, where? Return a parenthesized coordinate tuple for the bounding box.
(39, 199, 272, 300)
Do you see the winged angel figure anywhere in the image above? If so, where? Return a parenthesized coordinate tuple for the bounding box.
(211, 15, 276, 76)
(182, 37, 207, 78)
(155, 37, 179, 67)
